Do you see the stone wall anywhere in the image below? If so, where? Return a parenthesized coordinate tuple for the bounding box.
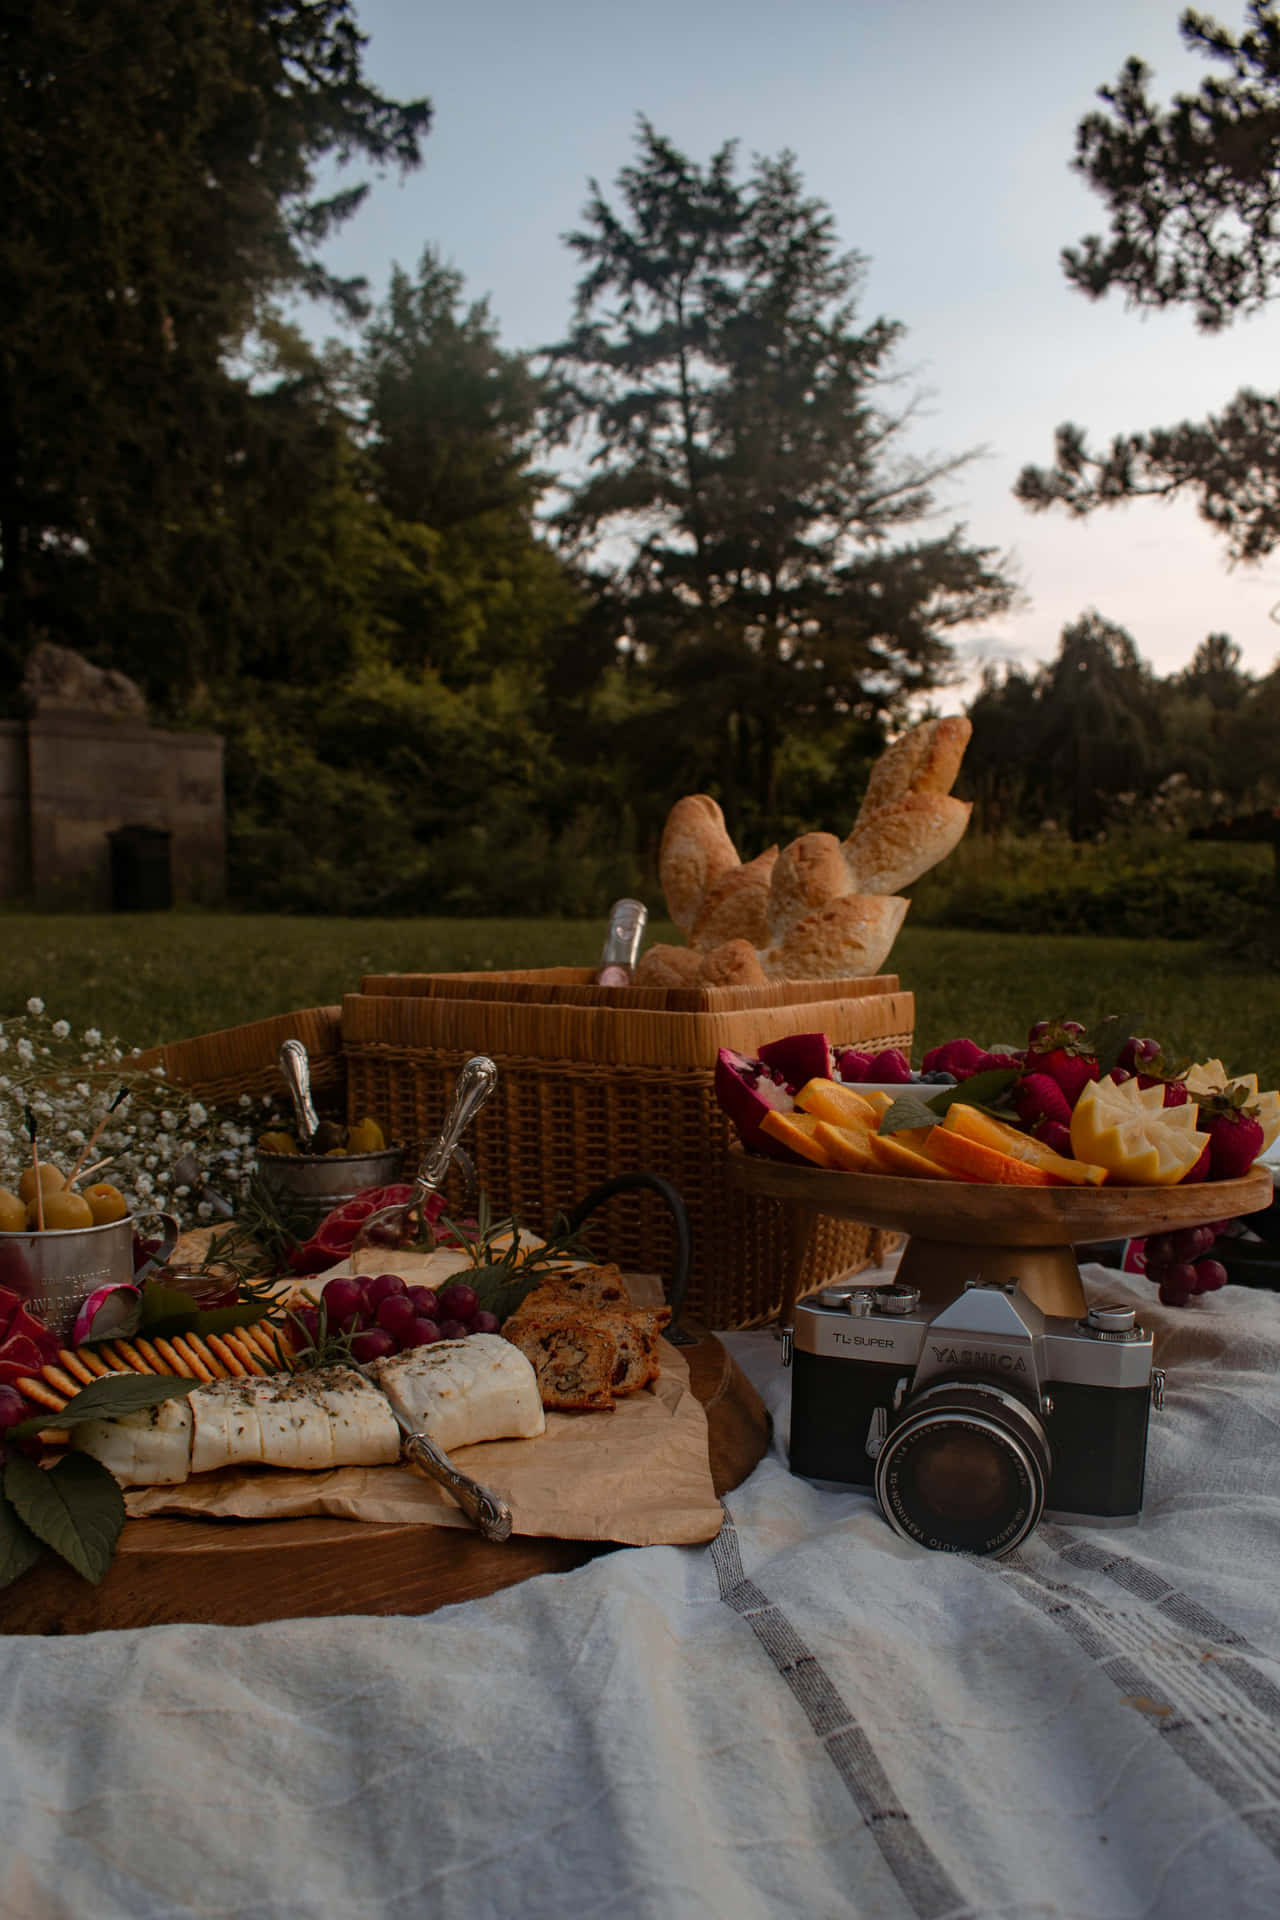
(0, 714, 225, 907)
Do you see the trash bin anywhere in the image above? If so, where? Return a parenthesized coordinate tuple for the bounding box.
(107, 824, 173, 911)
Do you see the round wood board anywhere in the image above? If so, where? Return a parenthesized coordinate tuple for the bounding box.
(727, 1151, 1273, 1247)
(0, 1326, 769, 1635)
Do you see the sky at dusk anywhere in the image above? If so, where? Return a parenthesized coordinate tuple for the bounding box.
(295, 0, 1280, 695)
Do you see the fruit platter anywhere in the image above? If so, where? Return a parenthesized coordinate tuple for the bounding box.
(719, 1021, 1277, 1317)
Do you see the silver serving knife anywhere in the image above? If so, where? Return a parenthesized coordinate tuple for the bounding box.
(351, 1054, 497, 1261)
(377, 1398, 513, 1543)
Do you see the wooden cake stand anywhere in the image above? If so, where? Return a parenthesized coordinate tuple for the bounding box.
(0, 1324, 769, 1636)
(728, 1150, 1274, 1320)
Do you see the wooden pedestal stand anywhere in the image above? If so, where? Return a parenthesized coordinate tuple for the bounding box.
(727, 1152, 1273, 1322)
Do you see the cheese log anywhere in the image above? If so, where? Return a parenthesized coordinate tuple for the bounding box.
(842, 793, 972, 897)
(658, 794, 742, 933)
(367, 1334, 545, 1451)
(72, 1397, 194, 1488)
(857, 716, 972, 817)
(190, 1380, 263, 1474)
(759, 892, 908, 981)
(690, 846, 778, 950)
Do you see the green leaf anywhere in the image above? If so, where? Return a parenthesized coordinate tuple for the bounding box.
(138, 1284, 272, 1341)
(1088, 1014, 1140, 1078)
(4, 1453, 124, 1585)
(8, 1372, 198, 1442)
(0, 1491, 46, 1590)
(877, 1094, 941, 1136)
(925, 1067, 1021, 1116)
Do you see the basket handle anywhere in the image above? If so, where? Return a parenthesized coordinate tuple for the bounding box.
(565, 1172, 691, 1327)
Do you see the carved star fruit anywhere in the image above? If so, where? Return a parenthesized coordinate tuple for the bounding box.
(1069, 1076, 1210, 1186)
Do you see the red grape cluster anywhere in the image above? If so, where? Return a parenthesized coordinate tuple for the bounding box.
(293, 1273, 500, 1364)
(1141, 1225, 1230, 1308)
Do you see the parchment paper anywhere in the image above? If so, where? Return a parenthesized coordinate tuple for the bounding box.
(124, 1252, 722, 1546)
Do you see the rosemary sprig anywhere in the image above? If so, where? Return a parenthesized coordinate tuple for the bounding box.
(285, 1299, 357, 1372)
(435, 1192, 591, 1325)
(195, 1172, 298, 1283)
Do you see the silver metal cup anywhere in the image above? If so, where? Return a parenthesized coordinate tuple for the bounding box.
(255, 1145, 406, 1238)
(0, 1209, 179, 1345)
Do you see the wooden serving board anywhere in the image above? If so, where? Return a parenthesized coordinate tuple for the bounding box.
(0, 1327, 770, 1635)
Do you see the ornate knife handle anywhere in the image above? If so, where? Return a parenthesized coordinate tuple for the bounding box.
(277, 1039, 320, 1149)
(411, 1054, 498, 1204)
(402, 1431, 513, 1544)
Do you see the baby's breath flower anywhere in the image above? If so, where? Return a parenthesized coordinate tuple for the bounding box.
(67, 1129, 86, 1146)
(26, 997, 43, 1016)
(187, 1102, 208, 1128)
(0, 1039, 8, 1055)
(16, 1039, 33, 1063)
(51, 1020, 69, 1040)
(84, 1028, 101, 1047)
(239, 1094, 252, 1108)
(196, 1201, 213, 1222)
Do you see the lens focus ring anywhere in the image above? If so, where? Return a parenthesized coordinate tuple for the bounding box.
(873, 1381, 1051, 1559)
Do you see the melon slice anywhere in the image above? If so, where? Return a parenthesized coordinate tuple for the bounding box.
(925, 1127, 1058, 1187)
(942, 1103, 1107, 1186)
(812, 1121, 879, 1172)
(759, 1109, 835, 1167)
(794, 1079, 879, 1129)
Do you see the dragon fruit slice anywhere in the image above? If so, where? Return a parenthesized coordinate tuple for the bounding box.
(756, 1033, 833, 1090)
(715, 1048, 802, 1159)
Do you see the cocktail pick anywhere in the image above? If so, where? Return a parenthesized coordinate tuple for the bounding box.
(65, 1087, 130, 1188)
(23, 1105, 44, 1231)
(350, 1055, 497, 1270)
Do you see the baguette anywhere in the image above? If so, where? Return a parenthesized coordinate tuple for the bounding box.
(689, 846, 778, 950)
(659, 794, 742, 934)
(858, 715, 971, 817)
(766, 832, 855, 943)
(760, 893, 909, 982)
(843, 793, 972, 897)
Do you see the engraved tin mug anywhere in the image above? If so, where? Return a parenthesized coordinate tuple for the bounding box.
(0, 1210, 179, 1346)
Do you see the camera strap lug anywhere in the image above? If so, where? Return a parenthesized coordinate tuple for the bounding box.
(1151, 1368, 1165, 1411)
(865, 1406, 888, 1460)
(780, 1326, 793, 1368)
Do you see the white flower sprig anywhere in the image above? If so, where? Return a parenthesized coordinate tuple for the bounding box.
(0, 1007, 277, 1226)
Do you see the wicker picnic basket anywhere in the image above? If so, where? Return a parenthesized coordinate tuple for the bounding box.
(341, 969, 914, 1328)
(138, 1005, 345, 1110)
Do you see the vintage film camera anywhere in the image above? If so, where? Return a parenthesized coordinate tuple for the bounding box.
(784, 1277, 1164, 1557)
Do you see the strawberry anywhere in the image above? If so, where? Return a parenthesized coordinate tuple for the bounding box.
(1182, 1141, 1211, 1183)
(1016, 1071, 1072, 1130)
(868, 1047, 912, 1084)
(1024, 1017, 1098, 1107)
(1198, 1088, 1265, 1181)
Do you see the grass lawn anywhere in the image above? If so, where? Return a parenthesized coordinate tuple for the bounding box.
(2, 912, 1277, 1084)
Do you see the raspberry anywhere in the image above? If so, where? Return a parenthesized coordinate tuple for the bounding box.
(1016, 1072, 1072, 1129)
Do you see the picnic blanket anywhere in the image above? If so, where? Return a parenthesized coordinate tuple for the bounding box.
(1, 1257, 1278, 1918)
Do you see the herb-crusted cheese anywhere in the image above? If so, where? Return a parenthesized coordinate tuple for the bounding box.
(368, 1334, 545, 1451)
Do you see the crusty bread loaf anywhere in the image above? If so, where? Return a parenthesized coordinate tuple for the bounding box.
(698, 938, 767, 987)
(659, 794, 742, 933)
(759, 893, 909, 982)
(502, 1318, 618, 1411)
(843, 793, 972, 897)
(634, 938, 765, 989)
(858, 716, 972, 819)
(690, 845, 777, 949)
(634, 942, 707, 988)
(766, 832, 854, 943)
(644, 715, 970, 985)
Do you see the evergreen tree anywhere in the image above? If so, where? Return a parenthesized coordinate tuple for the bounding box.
(1016, 3, 1280, 562)
(0, 1, 430, 695)
(547, 121, 1015, 843)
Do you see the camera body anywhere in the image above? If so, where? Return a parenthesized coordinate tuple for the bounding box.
(786, 1278, 1161, 1556)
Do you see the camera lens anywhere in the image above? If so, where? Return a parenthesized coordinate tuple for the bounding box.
(874, 1382, 1050, 1557)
